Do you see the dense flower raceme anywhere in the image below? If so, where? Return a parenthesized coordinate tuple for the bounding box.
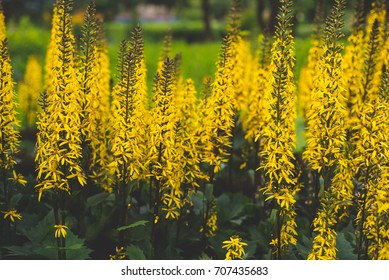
(354, 65, 389, 260)
(77, 2, 112, 191)
(200, 35, 235, 174)
(0, 3, 25, 223)
(308, 155, 354, 260)
(305, 0, 349, 260)
(342, 0, 367, 128)
(0, 9, 20, 175)
(303, 0, 347, 174)
(149, 57, 181, 220)
(174, 79, 207, 194)
(35, 0, 86, 200)
(110, 31, 148, 185)
(260, 0, 298, 257)
(349, 5, 389, 260)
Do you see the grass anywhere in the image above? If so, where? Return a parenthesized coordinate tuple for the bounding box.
(107, 39, 220, 91)
(6, 17, 313, 87)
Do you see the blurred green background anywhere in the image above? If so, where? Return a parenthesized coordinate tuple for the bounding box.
(2, 0, 371, 87)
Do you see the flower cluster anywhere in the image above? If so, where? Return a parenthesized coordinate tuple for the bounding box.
(222, 235, 248, 260)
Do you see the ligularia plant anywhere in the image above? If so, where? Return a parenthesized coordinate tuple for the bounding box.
(0, 0, 388, 261)
(261, 0, 298, 259)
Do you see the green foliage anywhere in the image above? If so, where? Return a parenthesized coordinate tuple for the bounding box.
(126, 244, 146, 260)
(117, 220, 149, 232)
(7, 17, 48, 80)
(4, 210, 92, 259)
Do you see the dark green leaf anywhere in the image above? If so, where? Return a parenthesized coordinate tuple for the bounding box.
(126, 245, 146, 260)
(337, 232, 357, 260)
(204, 183, 213, 201)
(85, 192, 111, 208)
(117, 220, 148, 231)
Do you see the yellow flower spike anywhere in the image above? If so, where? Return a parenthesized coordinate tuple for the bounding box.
(0, 5, 21, 187)
(77, 2, 112, 191)
(350, 5, 389, 260)
(222, 235, 248, 260)
(2, 209, 22, 223)
(304, 0, 347, 174)
(110, 25, 148, 186)
(199, 34, 235, 173)
(149, 56, 183, 222)
(54, 224, 69, 239)
(36, 0, 85, 200)
(261, 0, 298, 257)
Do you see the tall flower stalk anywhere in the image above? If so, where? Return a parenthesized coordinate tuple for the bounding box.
(110, 25, 148, 257)
(303, 0, 347, 193)
(35, 0, 85, 259)
(78, 2, 101, 184)
(198, 35, 235, 250)
(343, 0, 366, 129)
(93, 21, 113, 192)
(261, 0, 298, 259)
(352, 18, 387, 259)
(148, 57, 177, 256)
(0, 1, 25, 248)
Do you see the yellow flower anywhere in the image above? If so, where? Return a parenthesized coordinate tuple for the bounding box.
(109, 246, 126, 260)
(54, 224, 69, 239)
(2, 209, 22, 223)
(9, 170, 27, 186)
(200, 205, 218, 237)
(222, 235, 248, 260)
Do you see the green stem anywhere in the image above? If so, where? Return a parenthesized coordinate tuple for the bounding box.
(357, 167, 370, 260)
(118, 178, 129, 249)
(201, 167, 214, 251)
(175, 199, 185, 245)
(149, 164, 153, 209)
(357, 185, 368, 260)
(150, 177, 161, 258)
(276, 209, 282, 260)
(53, 192, 62, 260)
(312, 170, 320, 225)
